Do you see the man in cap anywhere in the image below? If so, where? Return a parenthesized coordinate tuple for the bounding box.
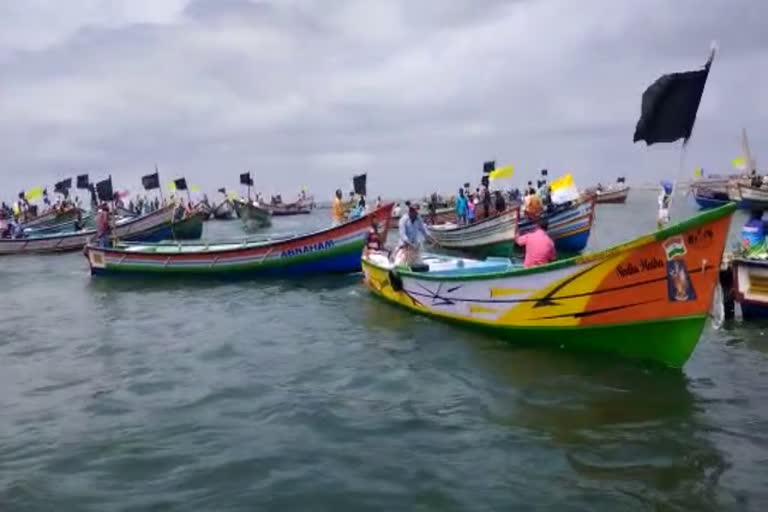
(394, 203, 431, 267)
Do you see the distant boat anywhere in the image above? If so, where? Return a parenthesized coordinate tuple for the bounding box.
(582, 184, 630, 204)
(21, 206, 81, 229)
(691, 186, 731, 210)
(267, 201, 312, 216)
(0, 205, 177, 255)
(428, 199, 595, 258)
(211, 200, 236, 220)
(84, 204, 395, 278)
(232, 199, 273, 232)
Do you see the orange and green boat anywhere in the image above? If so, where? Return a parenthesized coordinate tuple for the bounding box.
(362, 203, 736, 367)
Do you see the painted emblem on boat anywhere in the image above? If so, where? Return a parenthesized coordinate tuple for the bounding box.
(663, 236, 687, 261)
(686, 228, 714, 249)
(666, 259, 696, 302)
(280, 240, 335, 258)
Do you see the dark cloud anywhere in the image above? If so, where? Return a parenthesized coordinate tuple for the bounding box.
(1, 0, 766, 198)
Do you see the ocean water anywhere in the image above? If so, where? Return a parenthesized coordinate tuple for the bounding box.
(1, 192, 767, 511)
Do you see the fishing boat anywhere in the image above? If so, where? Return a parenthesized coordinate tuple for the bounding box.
(362, 203, 735, 367)
(692, 186, 731, 210)
(0, 205, 177, 255)
(170, 211, 206, 240)
(84, 203, 394, 277)
(594, 185, 630, 204)
(268, 202, 312, 216)
(423, 207, 457, 226)
(21, 206, 81, 229)
(428, 199, 594, 257)
(211, 200, 236, 220)
(731, 183, 768, 210)
(730, 256, 768, 319)
(23, 213, 94, 236)
(233, 199, 273, 232)
(194, 200, 213, 220)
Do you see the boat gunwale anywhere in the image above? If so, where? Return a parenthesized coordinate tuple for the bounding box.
(364, 203, 737, 281)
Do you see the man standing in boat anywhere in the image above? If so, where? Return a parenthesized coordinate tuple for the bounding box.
(331, 189, 346, 226)
(394, 204, 431, 267)
(96, 203, 113, 248)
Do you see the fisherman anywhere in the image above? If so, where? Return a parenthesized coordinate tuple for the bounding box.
(394, 204, 430, 267)
(364, 218, 383, 254)
(455, 189, 468, 224)
(523, 187, 543, 220)
(494, 190, 506, 213)
(375, 196, 382, 209)
(481, 185, 492, 219)
(657, 180, 673, 229)
(331, 189, 346, 226)
(96, 203, 112, 248)
(515, 219, 556, 268)
(467, 194, 477, 223)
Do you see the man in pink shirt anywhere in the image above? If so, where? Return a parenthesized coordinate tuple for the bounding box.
(515, 220, 556, 268)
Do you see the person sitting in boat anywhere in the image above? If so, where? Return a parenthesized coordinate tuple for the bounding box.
(494, 190, 506, 213)
(750, 172, 762, 188)
(173, 202, 186, 222)
(515, 219, 556, 268)
(393, 204, 430, 267)
(96, 203, 113, 248)
(331, 189, 346, 226)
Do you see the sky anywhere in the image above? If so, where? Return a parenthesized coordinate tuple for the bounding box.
(1, 0, 766, 200)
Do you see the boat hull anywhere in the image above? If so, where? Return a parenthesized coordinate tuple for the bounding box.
(0, 206, 177, 255)
(363, 204, 735, 367)
(731, 257, 768, 319)
(169, 212, 205, 240)
(212, 200, 236, 220)
(732, 184, 768, 210)
(429, 200, 594, 258)
(233, 200, 273, 231)
(595, 187, 630, 204)
(85, 204, 394, 277)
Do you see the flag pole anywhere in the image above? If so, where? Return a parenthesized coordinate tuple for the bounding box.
(156, 164, 165, 206)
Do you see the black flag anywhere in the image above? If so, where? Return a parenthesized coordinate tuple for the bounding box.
(633, 49, 715, 146)
(54, 178, 72, 195)
(218, 187, 226, 194)
(617, 177, 626, 184)
(76, 174, 90, 189)
(483, 161, 496, 174)
(541, 169, 548, 177)
(142, 172, 160, 190)
(239, 172, 253, 186)
(353, 173, 367, 196)
(96, 177, 113, 202)
(174, 177, 188, 191)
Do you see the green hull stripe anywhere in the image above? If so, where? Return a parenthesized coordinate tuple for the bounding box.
(368, 290, 706, 367)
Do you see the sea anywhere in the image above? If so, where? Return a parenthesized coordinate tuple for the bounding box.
(1, 191, 767, 511)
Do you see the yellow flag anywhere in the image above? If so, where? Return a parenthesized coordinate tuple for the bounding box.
(550, 173, 574, 191)
(25, 186, 44, 201)
(190, 185, 200, 192)
(489, 165, 514, 180)
(693, 167, 703, 178)
(167, 181, 176, 191)
(732, 156, 746, 170)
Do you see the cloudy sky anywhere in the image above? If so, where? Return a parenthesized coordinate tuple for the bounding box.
(0, 0, 765, 199)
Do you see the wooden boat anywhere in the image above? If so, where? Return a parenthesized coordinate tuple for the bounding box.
(268, 201, 312, 216)
(0, 205, 177, 255)
(194, 200, 213, 220)
(84, 204, 395, 277)
(170, 211, 206, 240)
(233, 199, 273, 232)
(23, 213, 94, 236)
(731, 183, 768, 210)
(362, 203, 736, 367)
(730, 256, 768, 319)
(423, 207, 457, 226)
(212, 200, 236, 220)
(21, 206, 81, 229)
(595, 186, 630, 204)
(692, 186, 731, 210)
(428, 199, 594, 257)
